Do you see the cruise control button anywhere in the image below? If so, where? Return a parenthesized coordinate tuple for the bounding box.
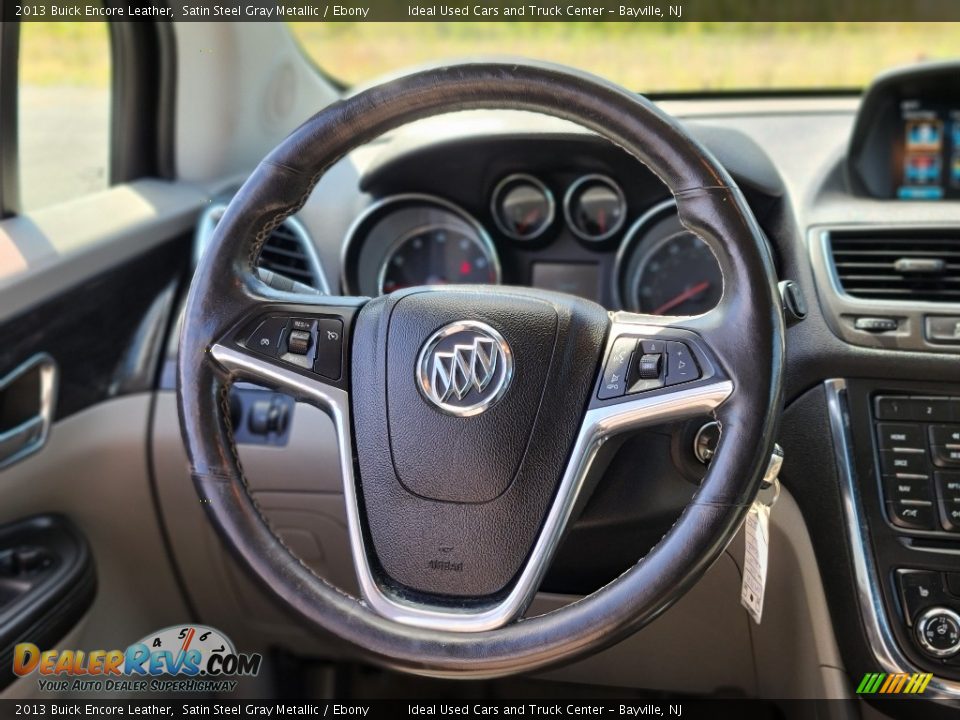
(637, 353, 662, 379)
(246, 318, 287, 358)
(877, 423, 924, 449)
(884, 475, 932, 503)
(287, 330, 312, 355)
(931, 425, 960, 447)
(290, 318, 314, 333)
(664, 341, 700, 386)
(314, 318, 344, 380)
(888, 501, 935, 530)
(875, 396, 911, 421)
(880, 449, 929, 476)
(598, 337, 636, 400)
(933, 446, 960, 467)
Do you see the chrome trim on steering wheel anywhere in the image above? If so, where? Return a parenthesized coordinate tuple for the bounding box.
(213, 317, 732, 633)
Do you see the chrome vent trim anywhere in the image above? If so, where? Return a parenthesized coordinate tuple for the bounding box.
(828, 230, 960, 303)
(194, 204, 330, 294)
(809, 225, 960, 354)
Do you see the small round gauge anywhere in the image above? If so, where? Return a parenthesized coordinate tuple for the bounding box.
(564, 174, 627, 242)
(491, 174, 555, 241)
(634, 231, 723, 315)
(378, 224, 499, 293)
(615, 200, 723, 315)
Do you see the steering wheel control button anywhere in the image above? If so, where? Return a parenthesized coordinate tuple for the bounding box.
(665, 341, 700, 386)
(287, 330, 312, 355)
(878, 423, 925, 449)
(636, 353, 663, 379)
(884, 475, 933, 503)
(640, 339, 666, 355)
(246, 317, 287, 358)
(313, 318, 344, 381)
(598, 336, 636, 400)
(897, 570, 946, 626)
(916, 607, 960, 658)
(888, 501, 936, 530)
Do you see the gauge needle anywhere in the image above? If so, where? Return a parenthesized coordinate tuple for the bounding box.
(652, 281, 710, 315)
(517, 208, 540, 233)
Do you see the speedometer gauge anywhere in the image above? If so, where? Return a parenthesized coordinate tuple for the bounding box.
(379, 225, 498, 293)
(634, 231, 723, 315)
(615, 200, 723, 315)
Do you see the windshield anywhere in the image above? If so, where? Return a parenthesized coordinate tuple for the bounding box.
(289, 22, 959, 92)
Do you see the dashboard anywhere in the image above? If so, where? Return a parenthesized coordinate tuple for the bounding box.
(340, 136, 724, 316)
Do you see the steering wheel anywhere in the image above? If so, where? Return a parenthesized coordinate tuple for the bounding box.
(178, 62, 784, 678)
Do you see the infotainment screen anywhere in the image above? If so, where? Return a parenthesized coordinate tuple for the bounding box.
(895, 99, 960, 200)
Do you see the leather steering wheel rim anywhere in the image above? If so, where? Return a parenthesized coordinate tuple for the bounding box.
(178, 61, 784, 678)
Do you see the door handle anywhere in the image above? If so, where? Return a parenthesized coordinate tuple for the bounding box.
(0, 354, 57, 471)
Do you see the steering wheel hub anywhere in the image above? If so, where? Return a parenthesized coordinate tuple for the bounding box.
(352, 287, 607, 596)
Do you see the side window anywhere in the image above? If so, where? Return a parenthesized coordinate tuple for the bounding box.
(17, 22, 111, 211)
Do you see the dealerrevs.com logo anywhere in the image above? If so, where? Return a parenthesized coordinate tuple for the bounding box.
(13, 625, 262, 693)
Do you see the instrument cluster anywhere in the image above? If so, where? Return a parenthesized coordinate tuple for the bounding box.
(342, 160, 723, 316)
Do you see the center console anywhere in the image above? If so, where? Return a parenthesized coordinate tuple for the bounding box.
(828, 379, 960, 695)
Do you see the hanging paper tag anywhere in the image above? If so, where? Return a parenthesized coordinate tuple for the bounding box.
(741, 500, 770, 625)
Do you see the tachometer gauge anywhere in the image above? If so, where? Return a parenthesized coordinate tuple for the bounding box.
(341, 194, 501, 297)
(615, 200, 723, 315)
(379, 225, 498, 293)
(491, 174, 554, 241)
(564, 174, 626, 242)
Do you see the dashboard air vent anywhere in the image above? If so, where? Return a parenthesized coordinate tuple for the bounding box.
(256, 222, 321, 288)
(828, 230, 960, 303)
(195, 204, 328, 294)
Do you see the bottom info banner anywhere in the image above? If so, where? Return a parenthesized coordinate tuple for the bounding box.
(0, 700, 882, 720)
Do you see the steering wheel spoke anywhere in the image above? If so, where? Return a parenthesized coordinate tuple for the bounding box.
(209, 297, 363, 399)
(588, 310, 732, 423)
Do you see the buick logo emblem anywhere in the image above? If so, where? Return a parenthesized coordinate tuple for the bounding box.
(416, 321, 513, 417)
